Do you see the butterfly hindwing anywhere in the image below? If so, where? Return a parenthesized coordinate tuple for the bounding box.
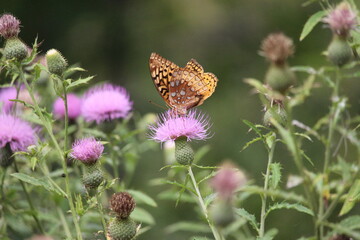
(149, 53, 179, 105)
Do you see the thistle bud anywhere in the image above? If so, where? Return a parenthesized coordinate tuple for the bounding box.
(175, 136, 194, 165)
(3, 38, 28, 61)
(265, 64, 296, 93)
(110, 192, 136, 219)
(210, 200, 235, 227)
(263, 104, 288, 127)
(107, 218, 137, 240)
(46, 49, 68, 76)
(82, 164, 104, 189)
(327, 35, 353, 67)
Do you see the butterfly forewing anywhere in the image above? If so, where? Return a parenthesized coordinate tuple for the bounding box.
(149, 53, 179, 106)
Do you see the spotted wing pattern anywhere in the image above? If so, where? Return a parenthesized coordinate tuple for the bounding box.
(149, 53, 179, 106)
(149, 53, 218, 114)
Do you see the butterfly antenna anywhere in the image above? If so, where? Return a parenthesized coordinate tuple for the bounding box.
(148, 100, 168, 110)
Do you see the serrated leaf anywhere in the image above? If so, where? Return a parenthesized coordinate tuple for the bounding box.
(340, 180, 360, 216)
(269, 163, 282, 191)
(265, 202, 314, 218)
(127, 190, 157, 207)
(131, 207, 155, 225)
(241, 136, 262, 152)
(300, 10, 327, 41)
(66, 76, 94, 91)
(235, 208, 259, 233)
(10, 172, 64, 196)
(165, 221, 211, 234)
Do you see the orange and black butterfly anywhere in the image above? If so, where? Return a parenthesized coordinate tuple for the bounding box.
(149, 53, 218, 115)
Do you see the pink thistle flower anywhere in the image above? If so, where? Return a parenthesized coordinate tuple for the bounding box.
(211, 162, 246, 200)
(81, 84, 133, 124)
(0, 14, 21, 39)
(53, 93, 82, 120)
(149, 109, 211, 142)
(70, 137, 104, 164)
(0, 86, 39, 113)
(323, 2, 358, 37)
(0, 114, 36, 152)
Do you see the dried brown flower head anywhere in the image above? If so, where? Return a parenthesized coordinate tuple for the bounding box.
(110, 192, 136, 219)
(260, 33, 294, 65)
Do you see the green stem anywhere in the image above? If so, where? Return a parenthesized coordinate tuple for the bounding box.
(19, 69, 83, 240)
(57, 206, 72, 239)
(14, 160, 44, 234)
(96, 191, 108, 238)
(259, 142, 276, 237)
(63, 82, 69, 153)
(187, 166, 224, 240)
(319, 67, 342, 239)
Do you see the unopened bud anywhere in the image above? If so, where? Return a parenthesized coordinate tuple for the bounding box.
(263, 104, 288, 127)
(46, 49, 68, 76)
(107, 217, 137, 240)
(3, 38, 28, 61)
(175, 136, 194, 165)
(327, 36, 353, 67)
(82, 165, 104, 189)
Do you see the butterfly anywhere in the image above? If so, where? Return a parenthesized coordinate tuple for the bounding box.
(149, 52, 218, 115)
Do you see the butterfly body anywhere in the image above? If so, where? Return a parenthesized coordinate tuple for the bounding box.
(149, 53, 218, 115)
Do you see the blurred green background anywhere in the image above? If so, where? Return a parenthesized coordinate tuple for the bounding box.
(2, 0, 359, 239)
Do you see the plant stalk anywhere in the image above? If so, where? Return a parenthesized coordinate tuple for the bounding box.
(188, 166, 224, 240)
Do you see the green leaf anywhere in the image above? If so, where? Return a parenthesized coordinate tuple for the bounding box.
(269, 163, 282, 191)
(66, 76, 94, 91)
(340, 215, 360, 230)
(300, 10, 327, 41)
(340, 180, 360, 216)
(235, 208, 259, 233)
(257, 228, 278, 240)
(265, 202, 314, 218)
(131, 207, 155, 225)
(241, 136, 262, 152)
(10, 172, 65, 196)
(127, 189, 157, 207)
(165, 221, 211, 234)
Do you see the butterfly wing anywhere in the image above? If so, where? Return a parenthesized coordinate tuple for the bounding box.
(168, 69, 205, 114)
(149, 53, 179, 106)
(197, 72, 218, 105)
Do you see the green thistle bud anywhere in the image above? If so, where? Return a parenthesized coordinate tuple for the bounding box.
(82, 164, 104, 189)
(265, 64, 295, 93)
(108, 218, 137, 240)
(327, 36, 353, 67)
(3, 38, 28, 61)
(263, 104, 287, 127)
(46, 49, 68, 75)
(175, 137, 194, 165)
(210, 200, 235, 227)
(0, 144, 14, 168)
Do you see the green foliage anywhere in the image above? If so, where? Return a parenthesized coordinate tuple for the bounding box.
(299, 10, 327, 41)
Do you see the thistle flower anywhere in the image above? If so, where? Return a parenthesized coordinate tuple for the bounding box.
(323, 2, 358, 38)
(149, 109, 210, 143)
(82, 84, 133, 124)
(0, 14, 20, 39)
(70, 137, 104, 165)
(211, 162, 246, 200)
(0, 114, 36, 152)
(260, 32, 294, 65)
(110, 192, 136, 219)
(53, 93, 82, 120)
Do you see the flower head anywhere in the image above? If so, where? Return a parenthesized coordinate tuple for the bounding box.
(323, 2, 358, 37)
(0, 14, 20, 39)
(260, 32, 294, 65)
(82, 84, 133, 124)
(149, 109, 211, 142)
(70, 137, 104, 164)
(211, 162, 246, 200)
(0, 114, 36, 152)
(110, 192, 136, 219)
(53, 93, 82, 120)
